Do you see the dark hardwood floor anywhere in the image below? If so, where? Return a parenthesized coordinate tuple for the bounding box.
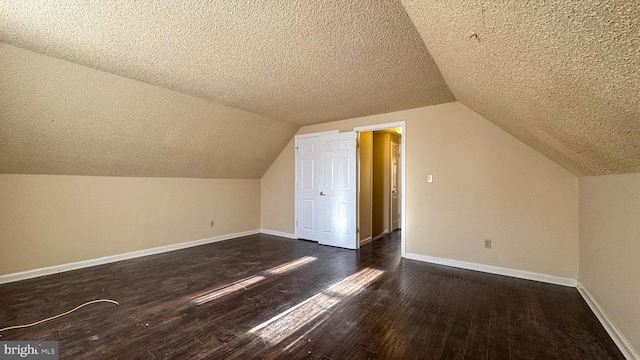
(0, 232, 624, 359)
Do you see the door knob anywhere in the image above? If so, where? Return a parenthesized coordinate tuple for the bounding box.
(320, 192, 326, 196)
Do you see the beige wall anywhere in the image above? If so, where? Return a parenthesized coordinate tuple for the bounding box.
(0, 174, 260, 275)
(260, 138, 296, 234)
(261, 102, 579, 278)
(579, 173, 640, 355)
(359, 132, 373, 243)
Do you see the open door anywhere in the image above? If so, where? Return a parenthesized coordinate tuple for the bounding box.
(295, 131, 357, 249)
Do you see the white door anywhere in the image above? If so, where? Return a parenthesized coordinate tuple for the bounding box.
(390, 141, 401, 231)
(318, 132, 357, 249)
(296, 132, 357, 249)
(296, 136, 321, 241)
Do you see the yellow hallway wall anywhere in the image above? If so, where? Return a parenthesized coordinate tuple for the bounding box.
(261, 102, 579, 279)
(0, 174, 260, 275)
(359, 132, 373, 243)
(372, 132, 390, 237)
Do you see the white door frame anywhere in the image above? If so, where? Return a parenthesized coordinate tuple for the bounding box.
(294, 130, 338, 241)
(354, 121, 406, 258)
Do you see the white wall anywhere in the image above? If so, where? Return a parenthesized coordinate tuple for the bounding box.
(579, 173, 640, 357)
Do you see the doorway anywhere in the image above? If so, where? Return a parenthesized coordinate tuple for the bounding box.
(355, 121, 406, 257)
(359, 127, 402, 245)
(293, 121, 406, 257)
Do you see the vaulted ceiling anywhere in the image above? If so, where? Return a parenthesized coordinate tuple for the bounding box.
(1, 0, 638, 178)
(0, 0, 452, 126)
(401, 0, 639, 176)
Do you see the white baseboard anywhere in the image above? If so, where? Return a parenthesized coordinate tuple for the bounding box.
(0, 230, 260, 285)
(359, 237, 373, 246)
(404, 253, 577, 287)
(260, 229, 296, 239)
(577, 281, 639, 360)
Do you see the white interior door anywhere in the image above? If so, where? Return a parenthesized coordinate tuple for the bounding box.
(295, 131, 357, 249)
(296, 136, 321, 241)
(318, 132, 357, 249)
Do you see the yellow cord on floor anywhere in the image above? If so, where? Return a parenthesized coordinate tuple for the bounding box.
(0, 299, 119, 332)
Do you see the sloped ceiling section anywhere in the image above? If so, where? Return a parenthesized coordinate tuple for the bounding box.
(401, 0, 639, 176)
(0, 43, 297, 179)
(0, 0, 454, 126)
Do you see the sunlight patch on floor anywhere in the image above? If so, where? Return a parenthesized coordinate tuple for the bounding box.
(191, 275, 266, 305)
(266, 256, 317, 275)
(248, 267, 383, 345)
(191, 256, 317, 305)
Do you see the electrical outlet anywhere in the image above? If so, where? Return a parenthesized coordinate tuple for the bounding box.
(484, 239, 492, 249)
(210, 220, 215, 227)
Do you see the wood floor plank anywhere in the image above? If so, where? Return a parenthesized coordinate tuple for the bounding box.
(0, 232, 626, 359)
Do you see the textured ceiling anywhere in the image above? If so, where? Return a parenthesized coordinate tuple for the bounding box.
(1, 1, 638, 179)
(0, 42, 296, 179)
(401, 0, 640, 176)
(0, 0, 454, 126)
